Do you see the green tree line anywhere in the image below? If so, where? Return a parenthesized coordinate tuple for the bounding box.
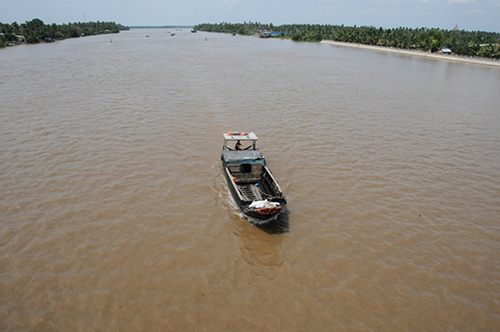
(194, 22, 500, 59)
(1, 18, 129, 47)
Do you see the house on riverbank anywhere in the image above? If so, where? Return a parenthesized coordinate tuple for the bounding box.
(0, 33, 25, 46)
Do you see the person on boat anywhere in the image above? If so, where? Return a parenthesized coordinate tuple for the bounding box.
(235, 140, 242, 150)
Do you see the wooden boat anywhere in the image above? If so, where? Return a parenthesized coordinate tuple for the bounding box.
(221, 132, 287, 223)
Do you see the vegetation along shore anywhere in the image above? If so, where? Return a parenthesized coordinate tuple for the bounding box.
(0, 19, 129, 47)
(194, 22, 500, 60)
(3, 19, 499, 65)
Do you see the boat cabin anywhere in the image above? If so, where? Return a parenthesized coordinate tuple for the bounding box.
(221, 132, 258, 151)
(221, 132, 266, 184)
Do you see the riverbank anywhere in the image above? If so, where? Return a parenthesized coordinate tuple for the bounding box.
(320, 40, 500, 67)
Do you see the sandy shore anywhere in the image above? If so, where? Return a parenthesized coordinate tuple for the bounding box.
(320, 40, 500, 68)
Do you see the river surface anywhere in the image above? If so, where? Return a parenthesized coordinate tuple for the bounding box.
(1, 28, 500, 331)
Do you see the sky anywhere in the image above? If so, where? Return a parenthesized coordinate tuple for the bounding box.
(1, 0, 499, 32)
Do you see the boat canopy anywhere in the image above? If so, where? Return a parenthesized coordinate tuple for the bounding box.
(221, 149, 265, 164)
(222, 132, 258, 150)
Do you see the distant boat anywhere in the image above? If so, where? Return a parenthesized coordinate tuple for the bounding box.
(191, 30, 197, 33)
(254, 31, 270, 38)
(145, 35, 150, 38)
(171, 33, 175, 36)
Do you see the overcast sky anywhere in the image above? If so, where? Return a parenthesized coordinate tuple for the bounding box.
(1, 0, 499, 32)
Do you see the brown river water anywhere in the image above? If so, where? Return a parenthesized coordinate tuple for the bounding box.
(1, 28, 500, 331)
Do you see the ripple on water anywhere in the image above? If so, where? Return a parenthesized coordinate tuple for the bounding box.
(1, 29, 500, 331)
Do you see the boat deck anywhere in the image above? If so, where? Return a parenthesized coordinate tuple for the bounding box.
(238, 183, 263, 201)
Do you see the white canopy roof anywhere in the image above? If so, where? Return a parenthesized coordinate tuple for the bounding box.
(223, 132, 258, 141)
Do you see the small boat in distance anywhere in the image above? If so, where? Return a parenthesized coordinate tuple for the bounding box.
(254, 31, 270, 38)
(221, 132, 287, 224)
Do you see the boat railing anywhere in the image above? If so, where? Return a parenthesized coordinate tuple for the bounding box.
(263, 167, 282, 196)
(224, 168, 246, 200)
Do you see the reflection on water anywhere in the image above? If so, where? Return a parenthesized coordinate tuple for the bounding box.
(256, 211, 290, 234)
(236, 220, 286, 268)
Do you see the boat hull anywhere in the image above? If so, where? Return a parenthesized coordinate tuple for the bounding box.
(222, 165, 286, 223)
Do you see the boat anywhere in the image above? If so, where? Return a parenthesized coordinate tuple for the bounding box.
(254, 31, 270, 38)
(221, 132, 287, 223)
